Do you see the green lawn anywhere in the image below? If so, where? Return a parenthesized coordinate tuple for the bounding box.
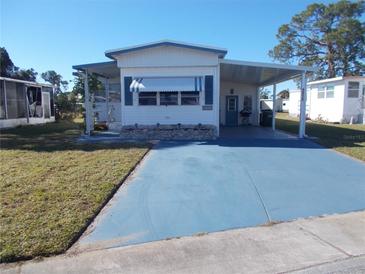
(0, 120, 150, 263)
(276, 113, 365, 161)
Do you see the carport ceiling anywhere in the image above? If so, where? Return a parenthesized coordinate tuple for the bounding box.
(220, 59, 315, 87)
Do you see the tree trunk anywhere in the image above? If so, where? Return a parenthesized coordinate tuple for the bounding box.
(327, 42, 336, 78)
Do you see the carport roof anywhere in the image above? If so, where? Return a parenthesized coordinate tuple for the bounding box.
(72, 61, 119, 78)
(72, 57, 316, 84)
(220, 59, 315, 86)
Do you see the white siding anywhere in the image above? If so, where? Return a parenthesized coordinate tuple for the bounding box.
(290, 77, 365, 124)
(308, 83, 344, 122)
(288, 90, 305, 117)
(343, 79, 365, 123)
(120, 66, 219, 126)
(260, 99, 284, 112)
(220, 81, 259, 126)
(116, 46, 219, 68)
(282, 99, 289, 112)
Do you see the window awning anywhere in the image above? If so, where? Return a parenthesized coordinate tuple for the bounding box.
(130, 77, 203, 92)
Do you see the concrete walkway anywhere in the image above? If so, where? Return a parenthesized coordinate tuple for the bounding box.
(2, 211, 364, 274)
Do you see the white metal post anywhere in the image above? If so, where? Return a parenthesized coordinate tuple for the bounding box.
(299, 71, 307, 138)
(24, 85, 29, 123)
(105, 78, 110, 123)
(215, 65, 220, 137)
(257, 87, 261, 126)
(272, 83, 277, 130)
(84, 70, 92, 135)
(3, 80, 8, 119)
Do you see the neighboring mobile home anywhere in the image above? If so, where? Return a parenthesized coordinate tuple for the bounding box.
(73, 40, 314, 139)
(0, 77, 55, 129)
(289, 76, 365, 124)
(260, 98, 288, 112)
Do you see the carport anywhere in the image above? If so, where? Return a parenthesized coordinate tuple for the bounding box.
(219, 59, 315, 137)
(73, 61, 121, 132)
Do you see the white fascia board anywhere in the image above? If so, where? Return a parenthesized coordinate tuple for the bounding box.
(307, 77, 344, 85)
(220, 59, 316, 72)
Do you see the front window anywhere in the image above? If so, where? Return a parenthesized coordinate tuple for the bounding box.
(160, 92, 178, 105)
(348, 82, 360, 98)
(326, 85, 334, 98)
(139, 92, 157, 105)
(317, 86, 325, 99)
(318, 85, 334, 99)
(181, 92, 199, 105)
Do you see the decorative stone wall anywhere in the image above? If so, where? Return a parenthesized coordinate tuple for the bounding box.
(120, 124, 217, 140)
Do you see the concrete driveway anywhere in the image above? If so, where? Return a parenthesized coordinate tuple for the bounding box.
(75, 127, 365, 251)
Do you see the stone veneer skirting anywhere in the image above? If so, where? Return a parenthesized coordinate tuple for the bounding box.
(120, 124, 217, 140)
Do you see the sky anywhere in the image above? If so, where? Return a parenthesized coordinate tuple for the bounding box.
(1, 0, 335, 92)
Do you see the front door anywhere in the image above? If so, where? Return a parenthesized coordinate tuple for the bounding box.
(226, 96, 238, 126)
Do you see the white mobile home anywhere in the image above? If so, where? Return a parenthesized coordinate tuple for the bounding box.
(73, 40, 314, 139)
(289, 76, 365, 124)
(0, 77, 55, 129)
(260, 98, 287, 112)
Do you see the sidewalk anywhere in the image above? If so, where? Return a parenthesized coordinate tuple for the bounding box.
(2, 211, 364, 274)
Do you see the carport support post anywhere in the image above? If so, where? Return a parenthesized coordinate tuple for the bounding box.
(272, 83, 276, 131)
(105, 78, 110, 123)
(299, 71, 307, 138)
(3, 80, 8, 119)
(84, 70, 92, 135)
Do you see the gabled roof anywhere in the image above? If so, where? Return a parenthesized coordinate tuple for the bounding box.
(105, 40, 228, 59)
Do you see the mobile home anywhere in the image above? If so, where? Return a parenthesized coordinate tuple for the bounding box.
(73, 40, 314, 139)
(0, 77, 55, 129)
(289, 76, 365, 124)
